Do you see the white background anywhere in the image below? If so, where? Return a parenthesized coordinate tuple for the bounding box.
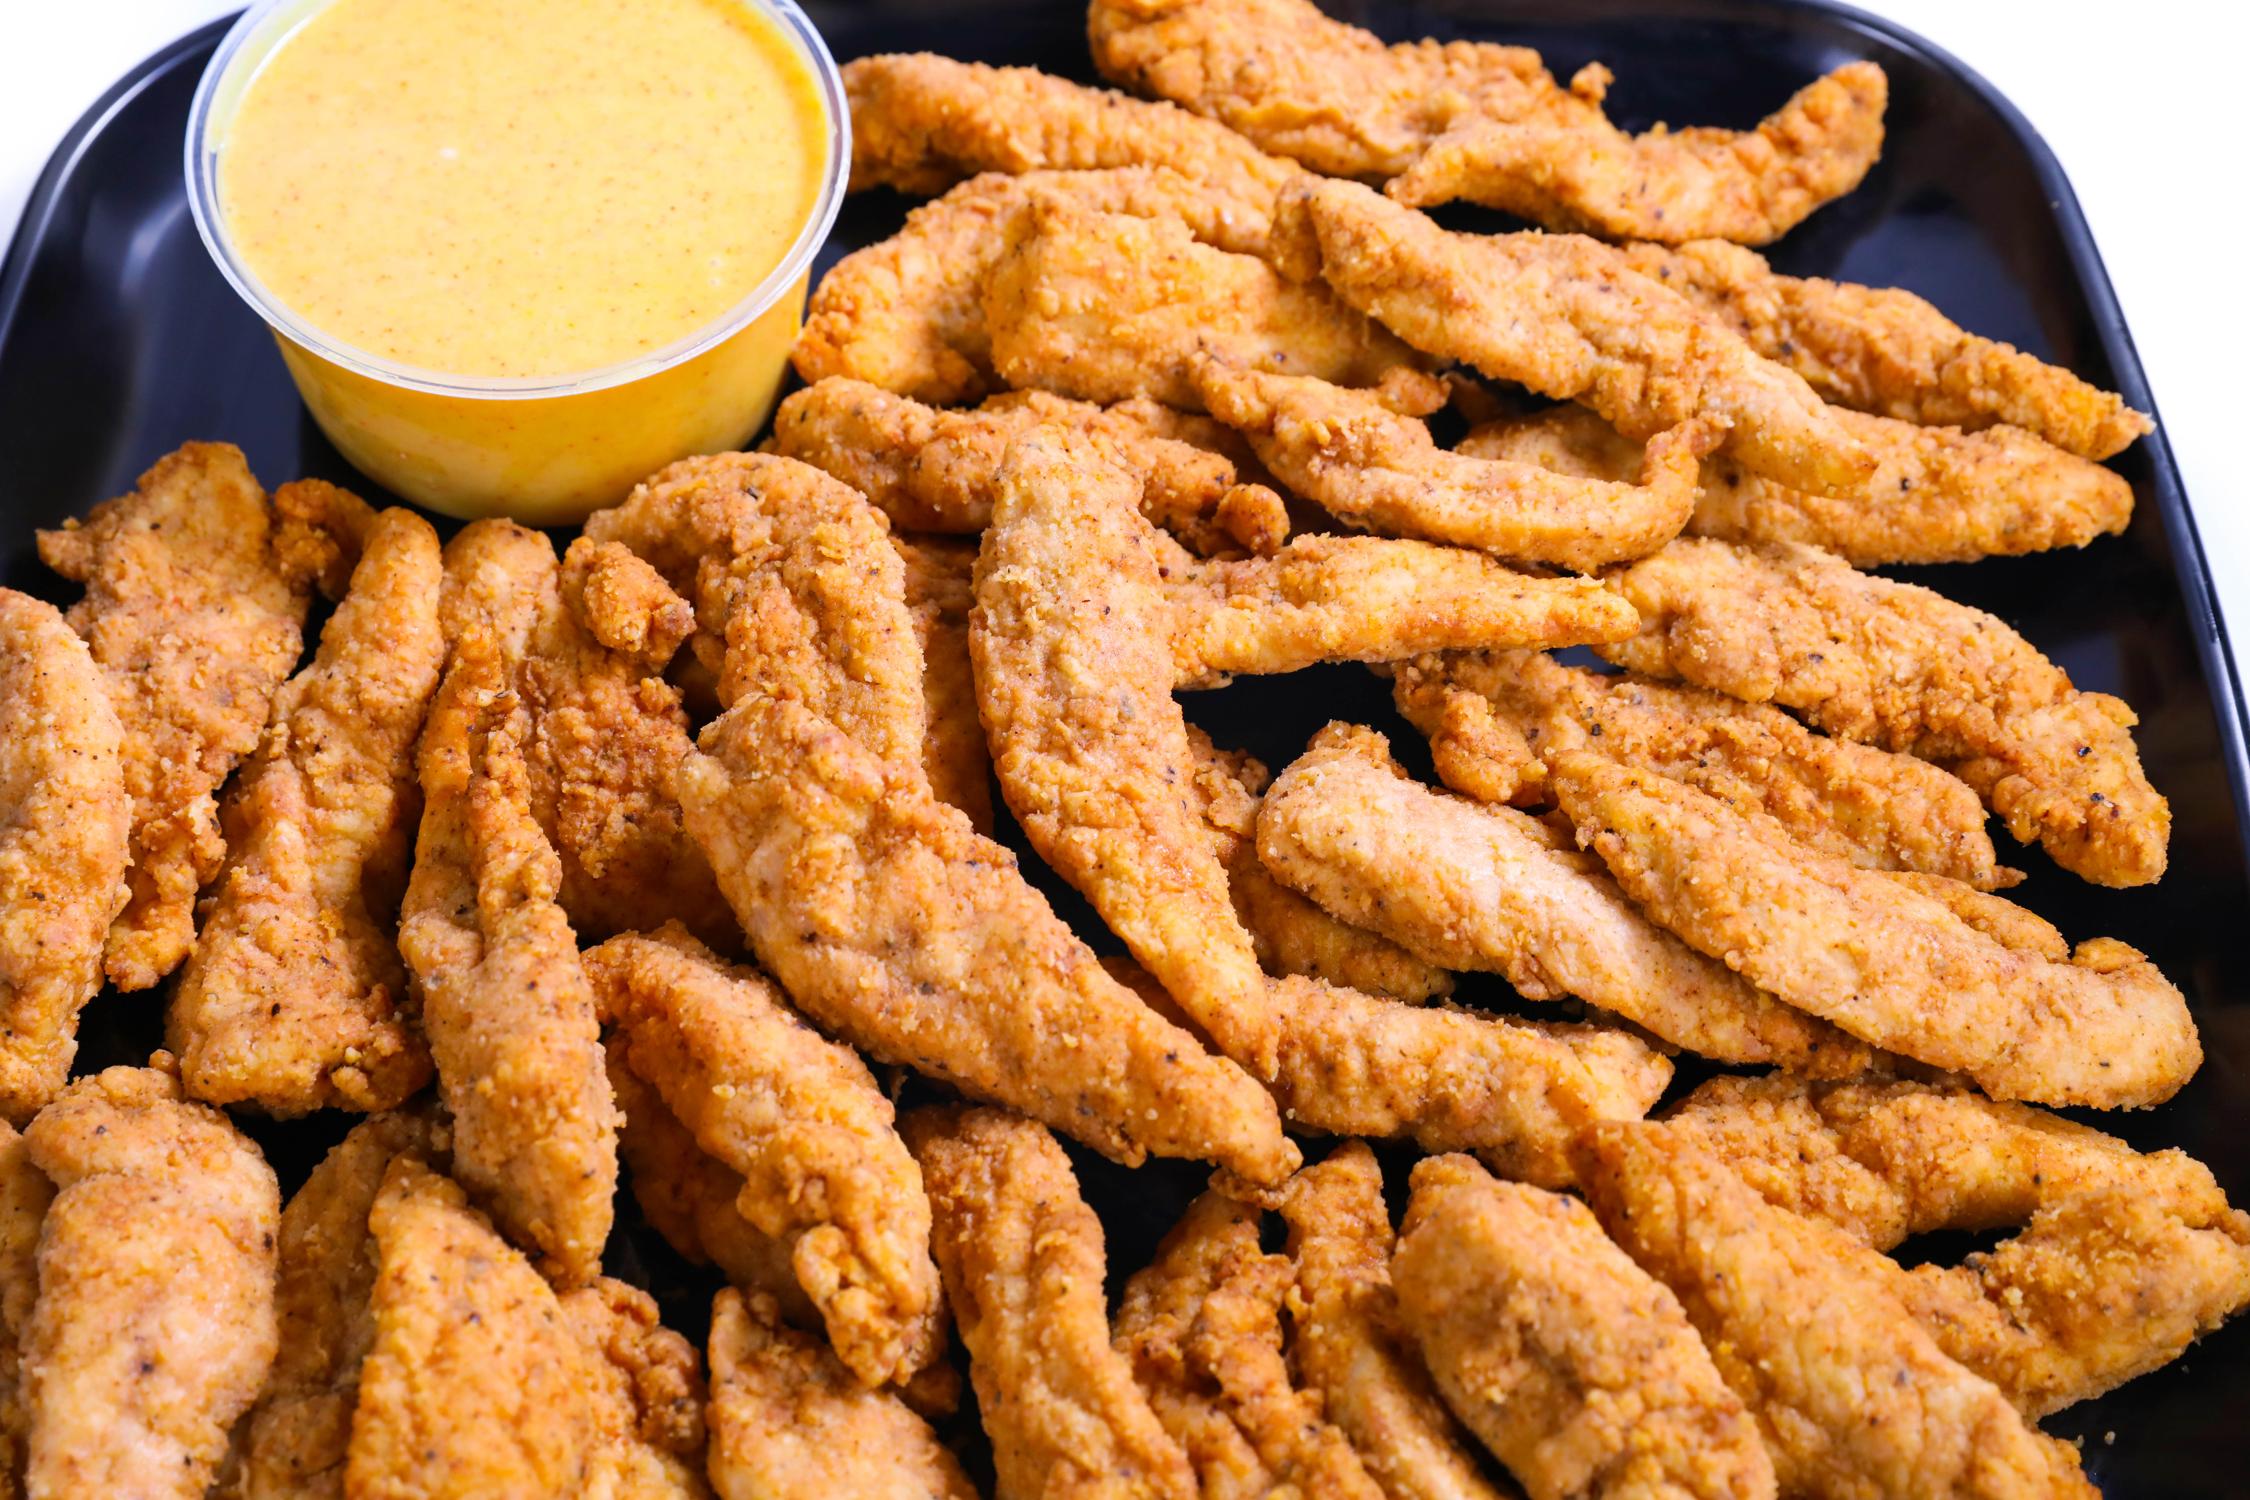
(2, 1, 2245, 642)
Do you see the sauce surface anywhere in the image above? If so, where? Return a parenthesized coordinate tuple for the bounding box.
(218, 0, 827, 379)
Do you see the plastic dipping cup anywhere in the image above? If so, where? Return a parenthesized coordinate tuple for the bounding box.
(185, 0, 848, 526)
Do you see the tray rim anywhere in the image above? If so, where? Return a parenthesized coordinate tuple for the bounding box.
(3, 1, 2244, 858)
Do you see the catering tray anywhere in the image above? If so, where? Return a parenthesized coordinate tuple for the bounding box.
(1, 2, 2243, 1491)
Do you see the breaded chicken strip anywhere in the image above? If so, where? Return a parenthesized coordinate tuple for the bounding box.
(1089, 0, 1882, 244)
(224, 1109, 441, 1500)
(0, 591, 127, 1121)
(1395, 1154, 1774, 1500)
(346, 1158, 705, 1498)
(707, 1289, 976, 1500)
(1276, 1143, 1504, 1500)
(1664, 1075, 2250, 1415)
(0, 1119, 53, 1491)
(1576, 1122, 2097, 1500)
(1269, 179, 1873, 496)
(401, 536, 620, 1285)
(35, 443, 314, 990)
(1194, 359, 1714, 570)
(20, 1063, 280, 1498)
(896, 535, 997, 832)
(589, 925, 943, 1388)
(1600, 538, 2167, 885)
(845, 52, 1300, 205)
(1464, 400, 2132, 566)
(1548, 753, 2198, 1108)
(768, 376, 1287, 555)
(1620, 240, 2152, 460)
(907, 1107, 1198, 1500)
(1258, 723, 1870, 1074)
(985, 197, 1426, 411)
(682, 693, 1296, 1187)
(170, 502, 444, 1117)
(796, 166, 1276, 404)
(1115, 1191, 1383, 1499)
(1392, 649, 2012, 889)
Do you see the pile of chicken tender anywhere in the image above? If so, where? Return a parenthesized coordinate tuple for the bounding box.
(0, 1, 2228, 1495)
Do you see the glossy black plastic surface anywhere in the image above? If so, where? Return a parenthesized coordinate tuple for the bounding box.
(0, 4, 2242, 1491)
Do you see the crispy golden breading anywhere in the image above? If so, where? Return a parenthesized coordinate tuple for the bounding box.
(0, 591, 127, 1122)
(1115, 1191, 1384, 1499)
(1194, 360, 1714, 570)
(1600, 537, 2168, 885)
(1393, 648, 2013, 888)
(845, 52, 1300, 205)
(796, 166, 1277, 404)
(169, 505, 444, 1118)
(1464, 399, 2132, 566)
(1548, 753, 2199, 1108)
(1575, 1122, 2098, 1500)
(896, 534, 997, 833)
(345, 1158, 705, 1499)
(972, 430, 1653, 1106)
(1620, 240, 2153, 459)
(906, 1106, 1198, 1500)
(1090, 0, 1883, 244)
(225, 1109, 441, 1500)
(984, 196, 1426, 411)
(569, 537, 697, 666)
(706, 1288, 976, 1500)
(19, 1064, 280, 1499)
(400, 535, 620, 1285)
(0, 1120, 53, 1493)
(1664, 1075, 2250, 1415)
(768, 376, 1288, 556)
(589, 925, 943, 1389)
(1394, 1154, 1775, 1500)
(34, 443, 313, 991)
(1276, 1143, 1503, 1500)
(1258, 723, 1869, 1073)
(1270, 179, 1874, 496)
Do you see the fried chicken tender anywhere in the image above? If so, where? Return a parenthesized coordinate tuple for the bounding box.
(681, 692, 1296, 1187)
(1392, 648, 2012, 889)
(707, 1288, 976, 1500)
(1464, 399, 2132, 566)
(169, 503, 444, 1118)
(35, 442, 314, 991)
(19, 1062, 280, 1499)
(1576, 1122, 2097, 1500)
(1599, 537, 2168, 885)
(0, 590, 127, 1121)
(897, 534, 997, 832)
(1193, 360, 1715, 570)
(796, 166, 1277, 404)
(984, 196, 1426, 411)
(1257, 722, 1868, 1073)
(1269, 179, 1874, 496)
(1663, 1075, 2250, 1415)
(1090, 0, 1884, 244)
(768, 376, 1287, 555)
(906, 1106, 1197, 1500)
(0, 1118, 51, 1493)
(1547, 752, 2199, 1108)
(400, 537, 620, 1284)
(225, 1109, 441, 1500)
(346, 1158, 706, 1498)
(1394, 1154, 1775, 1500)
(1114, 1191, 1384, 1499)
(1276, 1143, 1505, 1500)
(589, 925, 943, 1388)
(1619, 240, 2153, 460)
(845, 52, 1300, 205)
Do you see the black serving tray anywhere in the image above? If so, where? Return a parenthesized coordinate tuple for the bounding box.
(2, 3, 2245, 1492)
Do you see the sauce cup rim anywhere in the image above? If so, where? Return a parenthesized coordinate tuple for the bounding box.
(183, 0, 850, 401)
